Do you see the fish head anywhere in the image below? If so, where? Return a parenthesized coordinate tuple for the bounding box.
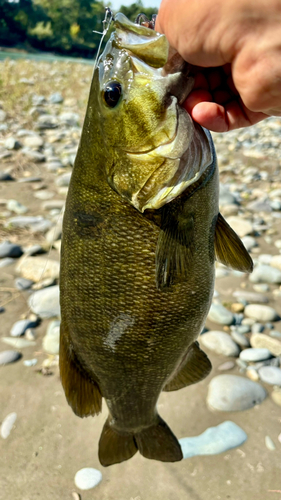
(96, 13, 213, 212)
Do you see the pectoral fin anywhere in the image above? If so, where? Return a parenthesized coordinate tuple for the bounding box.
(59, 322, 102, 417)
(163, 341, 212, 392)
(215, 212, 253, 273)
(155, 206, 194, 290)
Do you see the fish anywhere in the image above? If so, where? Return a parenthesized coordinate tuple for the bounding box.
(59, 13, 253, 467)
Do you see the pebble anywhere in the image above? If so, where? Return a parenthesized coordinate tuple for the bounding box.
(34, 190, 55, 200)
(45, 224, 62, 243)
(225, 217, 253, 237)
(0, 171, 14, 181)
(43, 320, 60, 355)
(249, 264, 281, 284)
(265, 436, 275, 451)
(241, 236, 257, 251)
(16, 256, 60, 282)
(10, 319, 39, 337)
(0, 350, 22, 365)
(37, 114, 58, 129)
(234, 325, 251, 334)
(0, 241, 23, 258)
(271, 388, 281, 407)
(0, 412, 17, 439)
(251, 333, 281, 356)
(22, 149, 45, 163)
(246, 367, 260, 381)
(252, 284, 270, 293)
(270, 330, 281, 339)
(59, 112, 79, 126)
(23, 358, 38, 367)
(207, 374, 267, 411)
(55, 172, 72, 187)
(28, 285, 60, 318)
(179, 421, 247, 459)
(0, 257, 15, 268)
(244, 304, 279, 322)
(251, 323, 264, 334)
(22, 135, 44, 149)
(5, 137, 21, 150)
(207, 303, 234, 325)
(74, 468, 102, 490)
(259, 366, 281, 386)
(215, 268, 230, 278)
(6, 199, 27, 215)
(230, 331, 250, 347)
(240, 348, 272, 362)
(15, 277, 34, 290)
(6, 216, 52, 233)
(270, 255, 281, 271)
(218, 361, 235, 371)
(200, 331, 240, 356)
(232, 291, 268, 304)
(49, 92, 64, 104)
(1, 337, 36, 348)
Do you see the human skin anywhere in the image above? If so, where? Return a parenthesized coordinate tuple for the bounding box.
(155, 0, 281, 131)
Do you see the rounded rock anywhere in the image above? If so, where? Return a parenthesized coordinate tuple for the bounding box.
(1, 412, 17, 439)
(74, 468, 102, 490)
(200, 331, 240, 357)
(244, 304, 279, 322)
(231, 331, 250, 347)
(207, 374, 267, 411)
(250, 264, 281, 284)
(207, 303, 234, 325)
(0, 241, 23, 259)
(28, 285, 60, 318)
(250, 333, 281, 356)
(259, 366, 281, 386)
(240, 348, 272, 362)
(0, 350, 22, 365)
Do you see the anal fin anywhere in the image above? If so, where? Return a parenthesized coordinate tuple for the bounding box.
(163, 341, 212, 392)
(59, 321, 102, 417)
(215, 212, 253, 273)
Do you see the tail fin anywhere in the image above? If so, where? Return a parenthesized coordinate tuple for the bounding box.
(99, 415, 183, 467)
(98, 418, 137, 466)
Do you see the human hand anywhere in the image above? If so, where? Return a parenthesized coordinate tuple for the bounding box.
(155, 0, 281, 132)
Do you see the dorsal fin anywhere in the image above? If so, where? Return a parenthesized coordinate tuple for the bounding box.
(215, 212, 253, 273)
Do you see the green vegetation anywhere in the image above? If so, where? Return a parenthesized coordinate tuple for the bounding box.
(0, 0, 158, 58)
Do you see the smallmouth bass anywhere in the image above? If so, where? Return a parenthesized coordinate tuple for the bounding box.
(59, 13, 253, 467)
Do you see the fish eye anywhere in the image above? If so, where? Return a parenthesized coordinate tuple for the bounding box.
(103, 81, 122, 108)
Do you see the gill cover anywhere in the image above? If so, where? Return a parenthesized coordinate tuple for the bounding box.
(98, 14, 213, 212)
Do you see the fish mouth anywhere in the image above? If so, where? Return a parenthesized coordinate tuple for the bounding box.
(124, 107, 213, 212)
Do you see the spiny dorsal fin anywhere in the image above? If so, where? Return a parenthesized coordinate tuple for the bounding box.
(163, 341, 212, 392)
(215, 212, 253, 273)
(59, 321, 102, 417)
(155, 204, 194, 290)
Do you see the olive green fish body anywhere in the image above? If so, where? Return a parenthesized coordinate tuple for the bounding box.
(60, 14, 253, 466)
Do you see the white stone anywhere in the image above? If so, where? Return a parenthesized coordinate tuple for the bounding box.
(74, 468, 102, 490)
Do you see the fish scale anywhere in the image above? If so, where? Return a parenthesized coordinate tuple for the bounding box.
(59, 13, 253, 467)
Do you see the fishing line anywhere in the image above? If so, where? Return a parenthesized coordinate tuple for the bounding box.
(93, 7, 114, 72)
(27, 7, 113, 319)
